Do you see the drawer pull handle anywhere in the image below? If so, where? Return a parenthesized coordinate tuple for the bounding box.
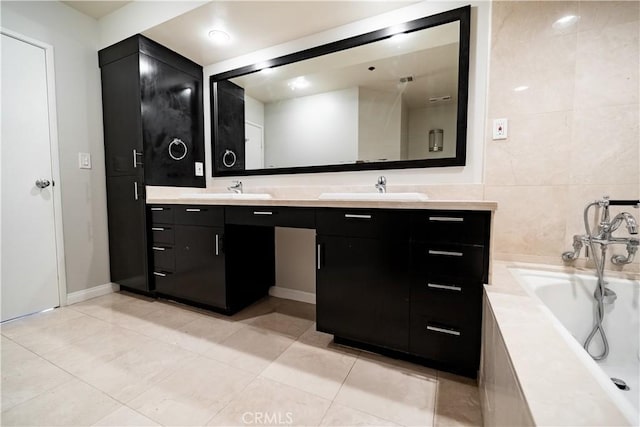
(429, 216, 464, 222)
(185, 208, 202, 212)
(253, 211, 273, 215)
(427, 325, 461, 336)
(344, 214, 372, 219)
(153, 272, 167, 277)
(428, 283, 462, 292)
(152, 246, 166, 251)
(428, 250, 463, 257)
(151, 227, 165, 231)
(150, 207, 164, 211)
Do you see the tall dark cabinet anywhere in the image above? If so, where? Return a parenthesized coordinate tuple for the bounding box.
(99, 35, 205, 293)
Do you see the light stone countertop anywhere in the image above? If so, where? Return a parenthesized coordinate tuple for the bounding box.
(146, 194, 498, 211)
(486, 261, 638, 426)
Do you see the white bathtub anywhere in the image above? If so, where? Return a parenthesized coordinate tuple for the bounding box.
(513, 268, 639, 426)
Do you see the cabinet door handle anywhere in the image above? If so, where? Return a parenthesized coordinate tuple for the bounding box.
(153, 271, 167, 277)
(151, 227, 165, 231)
(317, 244, 322, 270)
(152, 246, 166, 251)
(427, 325, 461, 336)
(428, 250, 463, 257)
(427, 283, 462, 292)
(185, 208, 202, 212)
(344, 214, 371, 219)
(133, 149, 143, 168)
(428, 216, 464, 222)
(150, 207, 164, 211)
(253, 211, 273, 215)
(215, 234, 220, 256)
(134, 182, 139, 200)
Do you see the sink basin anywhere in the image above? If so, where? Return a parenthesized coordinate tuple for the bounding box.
(179, 193, 273, 200)
(318, 192, 428, 201)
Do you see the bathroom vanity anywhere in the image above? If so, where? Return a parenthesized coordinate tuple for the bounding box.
(143, 198, 493, 377)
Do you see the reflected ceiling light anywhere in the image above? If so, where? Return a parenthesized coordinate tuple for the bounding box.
(208, 29, 231, 44)
(552, 15, 579, 29)
(390, 32, 409, 43)
(288, 76, 310, 90)
(513, 85, 529, 92)
(260, 67, 275, 75)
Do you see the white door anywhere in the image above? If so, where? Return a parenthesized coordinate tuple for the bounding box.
(245, 121, 264, 169)
(1, 33, 61, 322)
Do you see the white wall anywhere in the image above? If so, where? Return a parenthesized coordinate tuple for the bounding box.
(358, 87, 403, 162)
(1, 1, 110, 294)
(408, 102, 459, 159)
(245, 94, 265, 127)
(264, 87, 359, 168)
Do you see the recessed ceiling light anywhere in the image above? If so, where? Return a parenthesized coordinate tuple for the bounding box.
(288, 76, 310, 90)
(208, 29, 231, 44)
(513, 85, 529, 92)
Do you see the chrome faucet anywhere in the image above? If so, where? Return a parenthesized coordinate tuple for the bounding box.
(375, 176, 387, 193)
(228, 180, 243, 194)
(562, 196, 639, 265)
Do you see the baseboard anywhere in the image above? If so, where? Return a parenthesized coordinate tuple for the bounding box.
(268, 286, 316, 305)
(66, 282, 120, 305)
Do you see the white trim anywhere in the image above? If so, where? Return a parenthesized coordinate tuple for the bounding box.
(0, 28, 68, 307)
(268, 286, 316, 305)
(66, 283, 120, 306)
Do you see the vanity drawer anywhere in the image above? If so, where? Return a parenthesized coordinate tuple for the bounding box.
(316, 208, 410, 238)
(225, 206, 316, 228)
(409, 314, 480, 372)
(149, 205, 174, 224)
(150, 244, 175, 271)
(174, 205, 224, 226)
(150, 225, 174, 244)
(412, 242, 486, 281)
(411, 210, 489, 245)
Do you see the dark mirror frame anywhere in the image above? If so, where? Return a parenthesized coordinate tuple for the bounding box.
(210, 5, 470, 177)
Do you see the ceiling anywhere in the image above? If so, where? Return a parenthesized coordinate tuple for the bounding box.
(142, 1, 416, 66)
(63, 1, 417, 66)
(63, 1, 131, 19)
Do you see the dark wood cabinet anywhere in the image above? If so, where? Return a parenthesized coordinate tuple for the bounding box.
(316, 209, 411, 351)
(100, 35, 205, 293)
(316, 207, 490, 377)
(105, 175, 148, 292)
(99, 35, 205, 188)
(148, 204, 273, 313)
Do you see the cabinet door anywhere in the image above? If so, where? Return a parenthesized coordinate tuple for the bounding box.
(105, 175, 149, 291)
(170, 225, 226, 308)
(100, 55, 143, 177)
(316, 235, 410, 351)
(140, 54, 205, 187)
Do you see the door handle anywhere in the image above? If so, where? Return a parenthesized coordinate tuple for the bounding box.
(427, 325, 461, 336)
(427, 283, 462, 292)
(317, 244, 322, 270)
(344, 214, 371, 219)
(428, 249, 463, 257)
(35, 179, 51, 189)
(215, 234, 220, 256)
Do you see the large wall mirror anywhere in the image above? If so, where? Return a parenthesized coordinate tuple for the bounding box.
(210, 5, 470, 176)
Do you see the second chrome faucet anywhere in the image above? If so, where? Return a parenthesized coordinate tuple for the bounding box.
(228, 180, 243, 194)
(375, 176, 387, 193)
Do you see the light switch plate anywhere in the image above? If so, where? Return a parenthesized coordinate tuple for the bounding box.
(79, 152, 92, 169)
(493, 118, 508, 140)
(195, 162, 203, 176)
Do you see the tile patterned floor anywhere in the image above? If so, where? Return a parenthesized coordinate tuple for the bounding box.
(1, 292, 482, 426)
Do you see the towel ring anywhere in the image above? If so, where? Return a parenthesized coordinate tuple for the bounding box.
(168, 138, 188, 161)
(222, 149, 237, 168)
